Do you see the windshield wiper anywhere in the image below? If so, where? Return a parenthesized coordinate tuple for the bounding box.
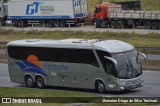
(128, 60, 139, 76)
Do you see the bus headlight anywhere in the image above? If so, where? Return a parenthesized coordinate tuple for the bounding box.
(117, 81, 126, 85)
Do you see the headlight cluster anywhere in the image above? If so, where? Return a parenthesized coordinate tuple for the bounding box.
(117, 80, 126, 85)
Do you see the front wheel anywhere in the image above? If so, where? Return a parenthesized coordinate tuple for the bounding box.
(35, 76, 45, 89)
(96, 81, 106, 93)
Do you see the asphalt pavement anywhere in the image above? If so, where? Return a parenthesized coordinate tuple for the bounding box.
(0, 63, 160, 97)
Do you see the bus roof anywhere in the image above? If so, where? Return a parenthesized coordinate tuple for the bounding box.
(7, 39, 134, 53)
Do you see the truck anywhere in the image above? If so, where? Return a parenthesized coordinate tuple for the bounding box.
(0, 0, 88, 27)
(91, 2, 160, 29)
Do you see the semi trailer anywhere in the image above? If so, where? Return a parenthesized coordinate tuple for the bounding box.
(91, 2, 160, 29)
(0, 0, 88, 27)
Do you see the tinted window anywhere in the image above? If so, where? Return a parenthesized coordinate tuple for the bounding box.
(95, 8, 101, 13)
(96, 50, 117, 76)
(8, 46, 99, 67)
(7, 46, 42, 60)
(44, 48, 99, 67)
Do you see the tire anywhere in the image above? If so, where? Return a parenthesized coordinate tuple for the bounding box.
(60, 20, 66, 27)
(18, 21, 23, 27)
(48, 20, 54, 28)
(145, 21, 151, 29)
(35, 76, 45, 89)
(54, 20, 59, 27)
(151, 21, 158, 29)
(110, 21, 116, 29)
(1, 20, 6, 26)
(12, 20, 18, 27)
(96, 81, 106, 93)
(25, 76, 35, 88)
(158, 22, 160, 29)
(116, 21, 124, 29)
(95, 22, 101, 28)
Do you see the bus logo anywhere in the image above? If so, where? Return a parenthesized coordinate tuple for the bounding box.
(15, 55, 48, 77)
(26, 2, 43, 15)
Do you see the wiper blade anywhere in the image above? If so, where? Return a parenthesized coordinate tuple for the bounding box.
(125, 61, 129, 78)
(129, 60, 139, 75)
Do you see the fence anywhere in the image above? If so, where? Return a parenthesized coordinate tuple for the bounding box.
(2, 21, 160, 34)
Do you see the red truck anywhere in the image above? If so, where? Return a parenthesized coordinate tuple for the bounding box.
(91, 2, 160, 29)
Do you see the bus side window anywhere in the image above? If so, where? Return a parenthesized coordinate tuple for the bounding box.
(7, 46, 28, 60)
(43, 48, 99, 67)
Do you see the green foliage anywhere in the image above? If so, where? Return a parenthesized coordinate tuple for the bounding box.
(0, 87, 97, 97)
(0, 28, 159, 47)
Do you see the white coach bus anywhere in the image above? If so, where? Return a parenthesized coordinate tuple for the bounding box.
(7, 39, 146, 93)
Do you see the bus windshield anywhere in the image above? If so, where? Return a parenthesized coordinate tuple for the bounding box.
(112, 50, 142, 79)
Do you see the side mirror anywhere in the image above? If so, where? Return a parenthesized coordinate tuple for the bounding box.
(137, 52, 146, 61)
(104, 56, 118, 69)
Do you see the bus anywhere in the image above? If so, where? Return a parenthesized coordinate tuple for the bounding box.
(7, 39, 146, 93)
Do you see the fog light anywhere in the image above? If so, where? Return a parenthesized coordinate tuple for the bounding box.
(141, 82, 144, 86)
(121, 87, 124, 90)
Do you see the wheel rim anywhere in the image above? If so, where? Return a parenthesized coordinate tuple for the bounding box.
(37, 79, 43, 87)
(27, 78, 33, 87)
(60, 21, 65, 27)
(55, 21, 59, 27)
(98, 83, 105, 93)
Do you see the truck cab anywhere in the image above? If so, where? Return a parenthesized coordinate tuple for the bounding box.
(90, 2, 121, 28)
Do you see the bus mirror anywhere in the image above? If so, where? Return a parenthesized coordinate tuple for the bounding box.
(137, 52, 146, 61)
(104, 56, 118, 69)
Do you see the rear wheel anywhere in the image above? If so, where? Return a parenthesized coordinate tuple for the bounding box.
(54, 20, 59, 27)
(96, 81, 106, 93)
(48, 20, 54, 28)
(18, 21, 24, 27)
(116, 21, 124, 29)
(158, 22, 160, 29)
(35, 76, 45, 89)
(12, 20, 18, 27)
(145, 21, 151, 29)
(1, 20, 6, 26)
(151, 21, 158, 29)
(60, 20, 66, 27)
(25, 76, 35, 88)
(110, 21, 116, 29)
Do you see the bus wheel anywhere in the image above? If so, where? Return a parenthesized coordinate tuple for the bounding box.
(25, 76, 35, 88)
(96, 81, 106, 93)
(35, 76, 45, 89)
